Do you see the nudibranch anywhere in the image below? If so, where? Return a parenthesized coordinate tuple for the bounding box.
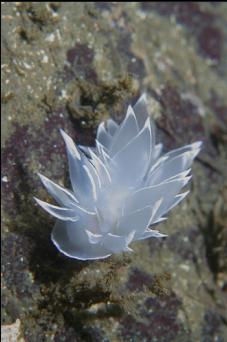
(34, 94, 202, 260)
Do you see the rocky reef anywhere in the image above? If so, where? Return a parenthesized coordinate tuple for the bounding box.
(2, 3, 227, 341)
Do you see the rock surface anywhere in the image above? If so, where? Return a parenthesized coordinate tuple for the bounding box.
(2, 2, 227, 341)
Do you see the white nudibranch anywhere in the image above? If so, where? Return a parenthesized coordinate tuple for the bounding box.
(34, 94, 202, 260)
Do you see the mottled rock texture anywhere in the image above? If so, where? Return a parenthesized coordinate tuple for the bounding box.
(2, 2, 227, 341)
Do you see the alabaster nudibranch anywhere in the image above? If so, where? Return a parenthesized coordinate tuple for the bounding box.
(34, 94, 202, 260)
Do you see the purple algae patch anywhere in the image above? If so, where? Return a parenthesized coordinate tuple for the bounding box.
(119, 293, 187, 342)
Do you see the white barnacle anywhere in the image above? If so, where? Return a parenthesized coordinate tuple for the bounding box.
(34, 94, 202, 260)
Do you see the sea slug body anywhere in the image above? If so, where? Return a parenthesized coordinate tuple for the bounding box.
(34, 94, 202, 260)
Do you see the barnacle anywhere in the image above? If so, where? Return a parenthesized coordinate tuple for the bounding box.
(34, 94, 202, 260)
